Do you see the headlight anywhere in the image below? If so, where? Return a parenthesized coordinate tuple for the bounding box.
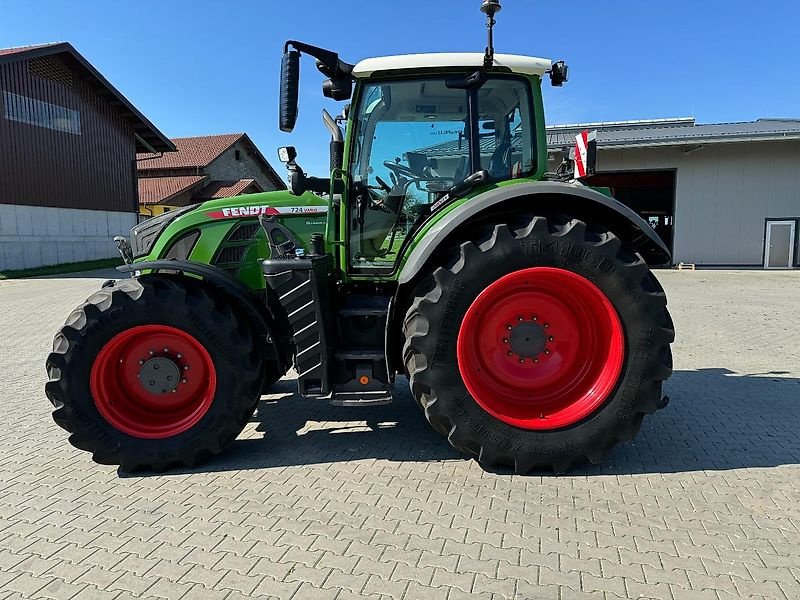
(130, 204, 198, 259)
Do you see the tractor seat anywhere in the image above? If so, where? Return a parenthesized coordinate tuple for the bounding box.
(488, 141, 513, 179)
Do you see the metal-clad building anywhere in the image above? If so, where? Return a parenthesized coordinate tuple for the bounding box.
(548, 118, 800, 268)
(0, 43, 173, 270)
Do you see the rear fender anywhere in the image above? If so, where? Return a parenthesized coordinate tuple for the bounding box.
(385, 182, 671, 375)
(117, 260, 292, 372)
(397, 181, 670, 285)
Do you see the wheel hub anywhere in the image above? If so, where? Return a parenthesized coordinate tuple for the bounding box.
(508, 321, 546, 358)
(456, 267, 625, 430)
(138, 357, 181, 395)
(90, 325, 216, 439)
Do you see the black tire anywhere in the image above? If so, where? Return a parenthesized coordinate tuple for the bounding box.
(402, 214, 674, 474)
(45, 275, 263, 471)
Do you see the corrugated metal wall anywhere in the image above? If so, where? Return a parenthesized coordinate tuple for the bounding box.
(0, 56, 138, 213)
(598, 141, 800, 265)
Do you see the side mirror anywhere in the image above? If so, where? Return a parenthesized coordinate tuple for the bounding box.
(280, 50, 300, 132)
(287, 166, 307, 196)
(277, 147, 306, 195)
(549, 60, 568, 87)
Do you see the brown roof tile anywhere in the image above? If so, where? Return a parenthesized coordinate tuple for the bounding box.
(195, 179, 262, 200)
(0, 42, 61, 56)
(136, 134, 244, 170)
(138, 175, 207, 205)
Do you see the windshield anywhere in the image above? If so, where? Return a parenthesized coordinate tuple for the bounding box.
(349, 75, 535, 271)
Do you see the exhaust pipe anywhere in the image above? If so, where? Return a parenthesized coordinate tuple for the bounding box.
(322, 109, 344, 172)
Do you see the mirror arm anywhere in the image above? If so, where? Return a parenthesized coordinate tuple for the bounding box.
(284, 40, 354, 77)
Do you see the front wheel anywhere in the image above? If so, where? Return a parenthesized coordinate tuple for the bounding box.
(45, 276, 264, 471)
(403, 214, 674, 473)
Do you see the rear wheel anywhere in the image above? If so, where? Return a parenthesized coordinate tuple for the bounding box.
(403, 214, 674, 473)
(46, 276, 264, 471)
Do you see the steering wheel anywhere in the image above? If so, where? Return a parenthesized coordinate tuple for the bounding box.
(383, 160, 418, 179)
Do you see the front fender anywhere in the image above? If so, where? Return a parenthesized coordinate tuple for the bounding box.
(397, 181, 670, 284)
(117, 260, 291, 372)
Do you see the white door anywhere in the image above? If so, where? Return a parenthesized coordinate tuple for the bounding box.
(764, 220, 796, 269)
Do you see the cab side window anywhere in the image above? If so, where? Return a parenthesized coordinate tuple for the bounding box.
(478, 79, 534, 180)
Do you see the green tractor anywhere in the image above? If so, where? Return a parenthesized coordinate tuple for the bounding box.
(46, 1, 674, 473)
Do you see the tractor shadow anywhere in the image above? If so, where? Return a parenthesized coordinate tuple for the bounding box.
(198, 376, 463, 472)
(588, 367, 800, 476)
(132, 368, 800, 476)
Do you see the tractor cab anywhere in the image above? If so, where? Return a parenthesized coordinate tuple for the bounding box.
(275, 2, 567, 277)
(345, 56, 547, 272)
(278, 52, 565, 275)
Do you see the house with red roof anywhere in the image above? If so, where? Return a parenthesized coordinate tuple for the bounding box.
(136, 133, 285, 217)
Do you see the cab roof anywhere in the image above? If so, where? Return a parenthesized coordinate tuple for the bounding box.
(352, 53, 552, 78)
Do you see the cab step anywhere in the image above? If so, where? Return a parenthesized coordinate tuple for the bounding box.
(334, 350, 385, 360)
(329, 390, 392, 406)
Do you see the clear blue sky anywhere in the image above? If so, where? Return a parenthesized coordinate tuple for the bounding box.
(2, 0, 798, 176)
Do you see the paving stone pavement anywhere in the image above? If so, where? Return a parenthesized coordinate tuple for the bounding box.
(1, 269, 799, 599)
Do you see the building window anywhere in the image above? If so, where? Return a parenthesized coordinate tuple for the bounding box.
(1, 90, 81, 135)
(234, 149, 241, 161)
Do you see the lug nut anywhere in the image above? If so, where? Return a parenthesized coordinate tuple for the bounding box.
(507, 351, 513, 356)
(163, 347, 169, 353)
(519, 359, 524, 363)
(534, 358, 539, 363)
(548, 335, 554, 341)
(139, 359, 144, 365)
(183, 365, 189, 371)
(181, 378, 188, 384)
(176, 353, 182, 359)
(518, 316, 523, 321)
(502, 338, 508, 343)
(506, 325, 512, 330)
(545, 349, 551, 355)
(544, 323, 550, 329)
(149, 350, 154, 356)
(532, 316, 537, 321)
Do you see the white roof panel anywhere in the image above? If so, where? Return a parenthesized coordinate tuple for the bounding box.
(352, 53, 552, 78)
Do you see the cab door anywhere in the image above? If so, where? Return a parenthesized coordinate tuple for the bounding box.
(345, 78, 470, 275)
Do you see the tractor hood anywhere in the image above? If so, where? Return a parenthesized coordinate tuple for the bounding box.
(128, 189, 330, 290)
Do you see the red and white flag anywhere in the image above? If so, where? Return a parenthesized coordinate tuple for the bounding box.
(574, 129, 597, 179)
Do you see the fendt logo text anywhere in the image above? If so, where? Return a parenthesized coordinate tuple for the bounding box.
(206, 205, 328, 219)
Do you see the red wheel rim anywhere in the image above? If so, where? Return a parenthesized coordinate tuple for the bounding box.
(90, 325, 216, 439)
(457, 267, 624, 430)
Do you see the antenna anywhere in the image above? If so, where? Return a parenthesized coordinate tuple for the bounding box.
(481, 0, 502, 68)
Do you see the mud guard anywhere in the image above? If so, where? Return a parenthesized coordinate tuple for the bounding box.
(397, 181, 671, 285)
(117, 260, 290, 371)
